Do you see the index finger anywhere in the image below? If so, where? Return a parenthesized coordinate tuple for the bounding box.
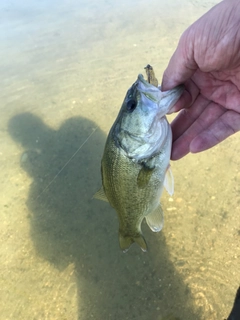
(161, 32, 198, 91)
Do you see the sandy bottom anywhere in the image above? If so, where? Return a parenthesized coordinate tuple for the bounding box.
(0, 0, 239, 319)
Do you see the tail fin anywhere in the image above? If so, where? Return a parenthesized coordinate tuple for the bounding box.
(119, 233, 147, 253)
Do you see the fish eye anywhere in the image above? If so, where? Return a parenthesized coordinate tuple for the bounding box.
(126, 99, 137, 113)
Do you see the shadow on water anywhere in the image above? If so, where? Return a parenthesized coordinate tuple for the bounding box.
(8, 112, 200, 320)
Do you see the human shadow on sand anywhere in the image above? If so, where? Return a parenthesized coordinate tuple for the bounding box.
(8, 112, 200, 320)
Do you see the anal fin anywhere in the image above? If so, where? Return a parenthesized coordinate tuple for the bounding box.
(93, 186, 108, 202)
(164, 165, 174, 196)
(145, 204, 164, 232)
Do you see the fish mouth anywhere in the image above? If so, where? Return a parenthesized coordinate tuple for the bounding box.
(137, 74, 184, 106)
(137, 73, 155, 87)
(137, 73, 184, 93)
(137, 73, 160, 91)
(136, 74, 161, 103)
(161, 84, 184, 98)
(136, 75, 184, 118)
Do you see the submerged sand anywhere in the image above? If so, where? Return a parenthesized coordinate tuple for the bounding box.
(0, 0, 239, 319)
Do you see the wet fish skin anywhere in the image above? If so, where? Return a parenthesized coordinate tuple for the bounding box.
(95, 72, 183, 252)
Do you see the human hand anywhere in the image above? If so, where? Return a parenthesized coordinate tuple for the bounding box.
(161, 0, 240, 160)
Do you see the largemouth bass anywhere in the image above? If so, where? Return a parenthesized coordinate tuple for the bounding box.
(95, 65, 183, 252)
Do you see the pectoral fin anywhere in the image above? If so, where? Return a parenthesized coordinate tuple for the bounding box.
(137, 162, 155, 189)
(146, 204, 164, 232)
(93, 186, 108, 202)
(164, 165, 174, 196)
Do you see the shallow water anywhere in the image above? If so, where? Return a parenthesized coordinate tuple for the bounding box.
(0, 0, 239, 319)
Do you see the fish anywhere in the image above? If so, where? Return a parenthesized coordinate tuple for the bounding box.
(94, 65, 183, 252)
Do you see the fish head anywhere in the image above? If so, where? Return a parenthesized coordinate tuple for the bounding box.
(114, 74, 184, 160)
(120, 74, 184, 134)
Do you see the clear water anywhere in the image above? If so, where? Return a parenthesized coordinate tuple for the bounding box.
(1, 0, 239, 319)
